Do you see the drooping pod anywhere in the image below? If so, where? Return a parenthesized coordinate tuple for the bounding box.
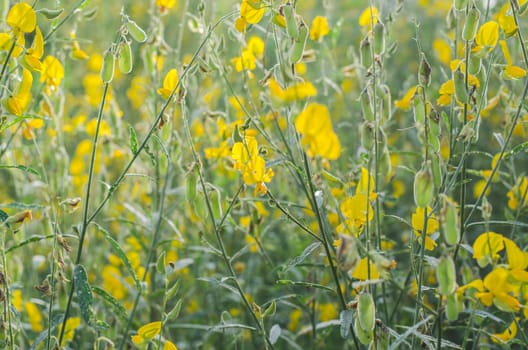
(290, 20, 308, 63)
(126, 19, 147, 43)
(283, 2, 298, 40)
(373, 22, 385, 55)
(118, 40, 133, 74)
(101, 49, 116, 83)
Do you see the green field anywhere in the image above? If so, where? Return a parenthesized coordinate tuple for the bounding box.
(1, 0, 528, 349)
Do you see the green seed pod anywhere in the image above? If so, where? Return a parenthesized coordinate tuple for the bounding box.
(100, 50, 115, 83)
(127, 19, 147, 43)
(454, 0, 468, 11)
(453, 68, 468, 103)
(83, 7, 98, 21)
(378, 84, 392, 120)
(437, 256, 456, 296)
(118, 41, 133, 74)
(446, 293, 458, 321)
(414, 162, 434, 208)
(360, 35, 372, 68)
(210, 186, 223, 219)
(379, 147, 392, 181)
(442, 196, 459, 245)
(428, 115, 441, 153)
(290, 20, 308, 63)
(358, 293, 375, 331)
(39, 8, 64, 19)
(283, 2, 298, 40)
(413, 93, 426, 125)
(360, 89, 374, 121)
(462, 6, 480, 41)
(430, 152, 442, 190)
(468, 56, 481, 75)
(355, 317, 373, 345)
(418, 53, 432, 87)
(360, 121, 375, 150)
(373, 22, 385, 55)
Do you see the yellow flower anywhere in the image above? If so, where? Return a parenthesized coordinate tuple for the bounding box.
(478, 268, 521, 312)
(25, 301, 43, 332)
(231, 135, 274, 195)
(157, 68, 179, 99)
(240, 0, 265, 25)
(295, 103, 341, 160)
(497, 4, 517, 37)
(340, 193, 373, 236)
(232, 50, 257, 72)
(57, 317, 81, 343)
(351, 257, 380, 280)
(472, 231, 504, 267)
(507, 176, 528, 210)
(131, 321, 163, 344)
(40, 56, 64, 92)
(7, 3, 36, 33)
(318, 303, 338, 322)
(247, 36, 264, 58)
(474, 21, 499, 54)
(358, 6, 378, 30)
(356, 167, 377, 201)
(432, 39, 451, 66)
(163, 340, 179, 350)
(23, 26, 44, 71)
(156, 0, 177, 11)
(268, 78, 317, 104)
(502, 65, 527, 80)
(411, 206, 439, 251)
(394, 85, 418, 110)
(491, 319, 518, 344)
(310, 16, 330, 41)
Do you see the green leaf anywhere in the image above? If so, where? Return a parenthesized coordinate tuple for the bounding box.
(269, 324, 281, 345)
(128, 124, 138, 154)
(0, 209, 8, 227)
(0, 164, 40, 176)
(94, 223, 141, 290)
(282, 242, 321, 272)
(156, 251, 166, 275)
(74, 264, 95, 324)
(92, 286, 128, 323)
(5, 234, 54, 254)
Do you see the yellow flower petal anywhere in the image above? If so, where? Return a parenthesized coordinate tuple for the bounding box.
(7, 3, 36, 33)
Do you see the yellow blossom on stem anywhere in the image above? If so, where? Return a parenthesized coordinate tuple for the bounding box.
(411, 206, 439, 251)
(268, 78, 317, 104)
(131, 321, 162, 344)
(310, 16, 330, 41)
(23, 26, 44, 71)
(339, 194, 373, 236)
(40, 56, 64, 93)
(492, 319, 518, 344)
(156, 0, 177, 12)
(358, 6, 378, 30)
(295, 103, 341, 160)
(351, 257, 379, 280)
(507, 176, 528, 210)
(394, 85, 418, 110)
(157, 68, 179, 99)
(7, 3, 36, 33)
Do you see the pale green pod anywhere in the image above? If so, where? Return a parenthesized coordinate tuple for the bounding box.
(355, 317, 373, 345)
(358, 293, 375, 331)
(453, 68, 468, 103)
(127, 19, 147, 43)
(283, 2, 298, 40)
(437, 256, 456, 296)
(414, 162, 434, 207)
(442, 196, 459, 245)
(373, 22, 385, 55)
(454, 0, 468, 11)
(468, 56, 481, 75)
(413, 93, 426, 125)
(360, 89, 374, 121)
(462, 6, 480, 41)
(430, 152, 442, 190)
(118, 41, 133, 74)
(446, 292, 458, 321)
(290, 20, 308, 63)
(360, 35, 372, 68)
(360, 121, 375, 150)
(101, 50, 115, 83)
